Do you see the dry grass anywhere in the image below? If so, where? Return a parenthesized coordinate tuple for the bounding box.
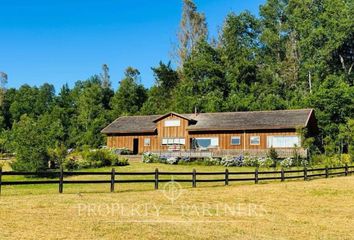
(1, 173, 354, 239)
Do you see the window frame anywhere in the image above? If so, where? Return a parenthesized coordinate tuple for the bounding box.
(195, 137, 219, 148)
(230, 136, 241, 145)
(267, 135, 300, 148)
(250, 136, 260, 145)
(161, 138, 186, 145)
(164, 119, 181, 127)
(144, 138, 151, 147)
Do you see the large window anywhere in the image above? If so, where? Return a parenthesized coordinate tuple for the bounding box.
(162, 138, 186, 145)
(250, 136, 260, 145)
(195, 137, 219, 148)
(267, 136, 300, 148)
(231, 136, 241, 145)
(164, 119, 180, 127)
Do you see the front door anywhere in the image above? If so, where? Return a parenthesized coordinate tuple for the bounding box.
(133, 138, 139, 154)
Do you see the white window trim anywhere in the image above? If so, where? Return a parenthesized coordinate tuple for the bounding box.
(250, 136, 260, 145)
(267, 136, 301, 148)
(161, 138, 186, 145)
(231, 136, 241, 145)
(144, 138, 151, 147)
(164, 119, 181, 127)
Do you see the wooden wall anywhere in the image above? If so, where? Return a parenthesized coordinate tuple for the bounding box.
(188, 129, 299, 151)
(106, 115, 301, 154)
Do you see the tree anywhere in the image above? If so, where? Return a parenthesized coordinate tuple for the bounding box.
(10, 115, 49, 172)
(0, 72, 8, 107)
(177, 0, 208, 66)
(110, 67, 147, 116)
(140, 62, 179, 114)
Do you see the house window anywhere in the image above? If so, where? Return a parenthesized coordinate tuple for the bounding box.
(144, 138, 151, 147)
(195, 137, 219, 148)
(267, 136, 300, 148)
(162, 138, 186, 145)
(250, 136, 260, 145)
(164, 119, 180, 127)
(231, 136, 241, 145)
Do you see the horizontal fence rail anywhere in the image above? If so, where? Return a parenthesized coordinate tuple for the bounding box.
(0, 165, 353, 194)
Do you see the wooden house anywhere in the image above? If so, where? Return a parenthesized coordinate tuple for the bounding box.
(101, 109, 317, 157)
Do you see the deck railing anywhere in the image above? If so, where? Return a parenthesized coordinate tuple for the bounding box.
(152, 148, 307, 158)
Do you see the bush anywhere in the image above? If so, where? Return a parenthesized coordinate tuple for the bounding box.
(63, 157, 79, 170)
(243, 155, 259, 167)
(267, 147, 278, 160)
(166, 157, 179, 165)
(341, 154, 352, 165)
(323, 155, 341, 167)
(111, 157, 129, 166)
(280, 158, 293, 169)
(259, 157, 273, 168)
(221, 155, 243, 167)
(142, 152, 160, 163)
(63, 149, 129, 170)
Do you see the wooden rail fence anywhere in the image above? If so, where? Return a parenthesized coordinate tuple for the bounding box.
(0, 165, 352, 194)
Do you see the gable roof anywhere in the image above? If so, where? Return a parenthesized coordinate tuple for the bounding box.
(152, 112, 196, 122)
(101, 109, 314, 134)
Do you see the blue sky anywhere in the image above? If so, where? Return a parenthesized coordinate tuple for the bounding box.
(1, 0, 265, 91)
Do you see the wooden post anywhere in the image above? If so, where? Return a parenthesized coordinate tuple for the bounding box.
(325, 166, 329, 178)
(192, 169, 196, 188)
(255, 168, 259, 184)
(345, 164, 348, 176)
(59, 167, 64, 193)
(281, 168, 285, 182)
(154, 168, 159, 190)
(304, 167, 308, 181)
(110, 168, 115, 192)
(0, 167, 2, 195)
(225, 169, 229, 186)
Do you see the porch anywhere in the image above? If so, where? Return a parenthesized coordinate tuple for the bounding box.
(151, 148, 308, 159)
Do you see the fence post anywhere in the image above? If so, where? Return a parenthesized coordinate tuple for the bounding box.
(111, 168, 115, 192)
(345, 164, 348, 176)
(154, 168, 159, 190)
(281, 168, 285, 182)
(225, 168, 229, 186)
(192, 169, 196, 188)
(304, 166, 308, 181)
(59, 167, 64, 193)
(325, 166, 329, 178)
(255, 168, 259, 184)
(0, 167, 2, 195)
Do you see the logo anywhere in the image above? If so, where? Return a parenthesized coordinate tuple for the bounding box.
(162, 178, 183, 204)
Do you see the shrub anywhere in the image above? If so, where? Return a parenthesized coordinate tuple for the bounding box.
(166, 157, 179, 165)
(323, 155, 341, 167)
(203, 157, 221, 166)
(63, 157, 79, 170)
(243, 155, 259, 167)
(280, 158, 293, 169)
(63, 149, 129, 170)
(142, 152, 159, 163)
(111, 157, 129, 166)
(259, 157, 273, 168)
(267, 147, 278, 160)
(341, 154, 352, 165)
(221, 155, 243, 167)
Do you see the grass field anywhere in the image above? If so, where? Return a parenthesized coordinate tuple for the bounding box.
(1, 160, 354, 239)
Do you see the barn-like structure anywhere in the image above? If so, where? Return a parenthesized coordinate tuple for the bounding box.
(101, 109, 317, 157)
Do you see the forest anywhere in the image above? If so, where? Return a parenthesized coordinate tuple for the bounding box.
(0, 0, 353, 169)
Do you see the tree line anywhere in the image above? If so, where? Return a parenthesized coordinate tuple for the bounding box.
(0, 0, 353, 166)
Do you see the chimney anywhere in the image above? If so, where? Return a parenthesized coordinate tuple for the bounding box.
(194, 106, 198, 116)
